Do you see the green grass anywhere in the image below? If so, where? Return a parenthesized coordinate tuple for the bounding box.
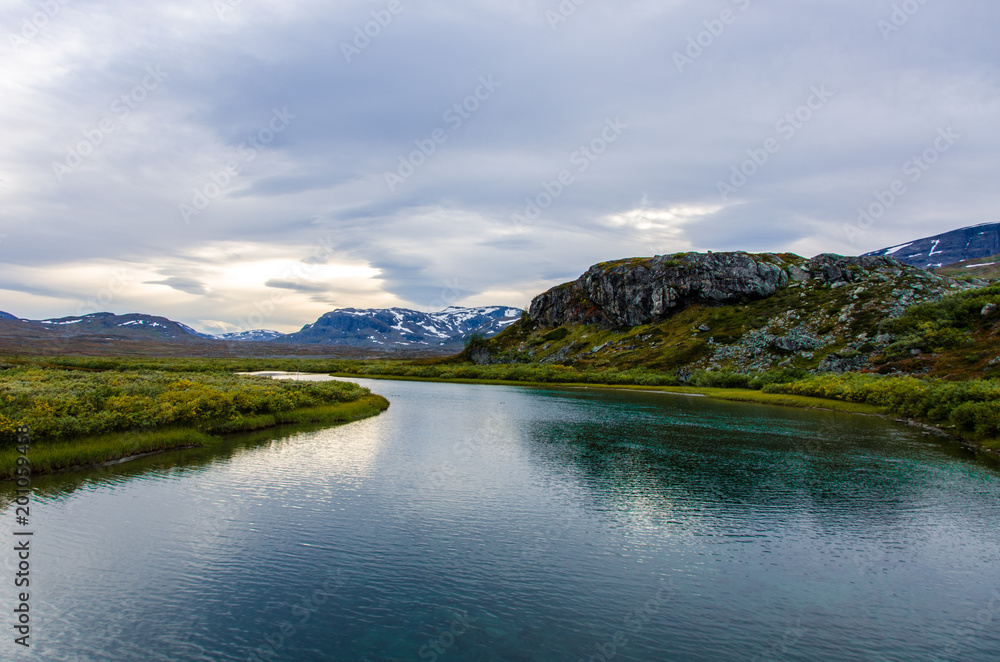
(0, 365, 377, 443)
(0, 395, 389, 479)
(765, 373, 1000, 446)
(935, 254, 1000, 280)
(0, 363, 390, 477)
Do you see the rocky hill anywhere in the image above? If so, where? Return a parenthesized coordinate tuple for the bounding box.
(471, 252, 987, 376)
(33, 312, 212, 340)
(277, 306, 522, 348)
(863, 222, 1000, 269)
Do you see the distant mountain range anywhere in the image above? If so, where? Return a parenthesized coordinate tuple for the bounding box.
(214, 329, 286, 342)
(3, 312, 212, 341)
(863, 222, 1000, 269)
(0, 306, 523, 353)
(276, 306, 523, 348)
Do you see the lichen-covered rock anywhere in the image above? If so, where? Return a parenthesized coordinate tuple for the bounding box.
(527, 252, 907, 330)
(528, 252, 790, 329)
(771, 331, 824, 352)
(468, 347, 493, 365)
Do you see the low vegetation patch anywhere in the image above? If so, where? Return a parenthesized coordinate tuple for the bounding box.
(0, 365, 387, 478)
(765, 373, 1000, 447)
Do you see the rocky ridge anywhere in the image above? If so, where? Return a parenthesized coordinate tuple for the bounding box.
(477, 251, 982, 374)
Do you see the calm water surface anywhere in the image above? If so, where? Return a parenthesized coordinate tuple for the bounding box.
(2, 376, 1000, 661)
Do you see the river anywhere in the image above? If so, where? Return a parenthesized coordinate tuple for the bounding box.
(2, 376, 999, 661)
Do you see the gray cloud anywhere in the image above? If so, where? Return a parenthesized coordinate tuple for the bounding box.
(1, 0, 998, 330)
(144, 277, 210, 296)
(264, 279, 330, 293)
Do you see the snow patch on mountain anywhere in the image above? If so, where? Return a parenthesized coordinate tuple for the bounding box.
(277, 306, 523, 348)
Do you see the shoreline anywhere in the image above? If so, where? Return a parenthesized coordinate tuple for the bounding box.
(0, 394, 389, 480)
(330, 372, 1000, 463)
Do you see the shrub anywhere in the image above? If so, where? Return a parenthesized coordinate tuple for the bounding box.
(0, 367, 371, 446)
(543, 327, 570, 341)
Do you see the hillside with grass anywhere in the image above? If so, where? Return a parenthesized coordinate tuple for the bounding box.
(465, 251, 1000, 380)
(935, 253, 1000, 280)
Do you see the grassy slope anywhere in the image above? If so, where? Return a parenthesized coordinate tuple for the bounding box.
(936, 254, 1000, 280)
(478, 256, 1000, 380)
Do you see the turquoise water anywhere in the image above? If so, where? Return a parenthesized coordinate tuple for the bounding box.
(3, 377, 1000, 661)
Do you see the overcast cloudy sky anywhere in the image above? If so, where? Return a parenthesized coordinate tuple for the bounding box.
(1, 0, 997, 333)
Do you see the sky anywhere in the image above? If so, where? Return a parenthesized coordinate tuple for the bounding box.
(1, 0, 998, 334)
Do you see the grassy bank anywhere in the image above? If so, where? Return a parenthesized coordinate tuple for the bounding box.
(763, 373, 1000, 450)
(5, 354, 1000, 458)
(0, 395, 388, 480)
(0, 365, 389, 478)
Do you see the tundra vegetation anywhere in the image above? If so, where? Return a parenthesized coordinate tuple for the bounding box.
(0, 365, 387, 478)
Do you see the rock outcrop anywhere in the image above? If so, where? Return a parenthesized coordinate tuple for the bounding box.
(528, 252, 906, 329)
